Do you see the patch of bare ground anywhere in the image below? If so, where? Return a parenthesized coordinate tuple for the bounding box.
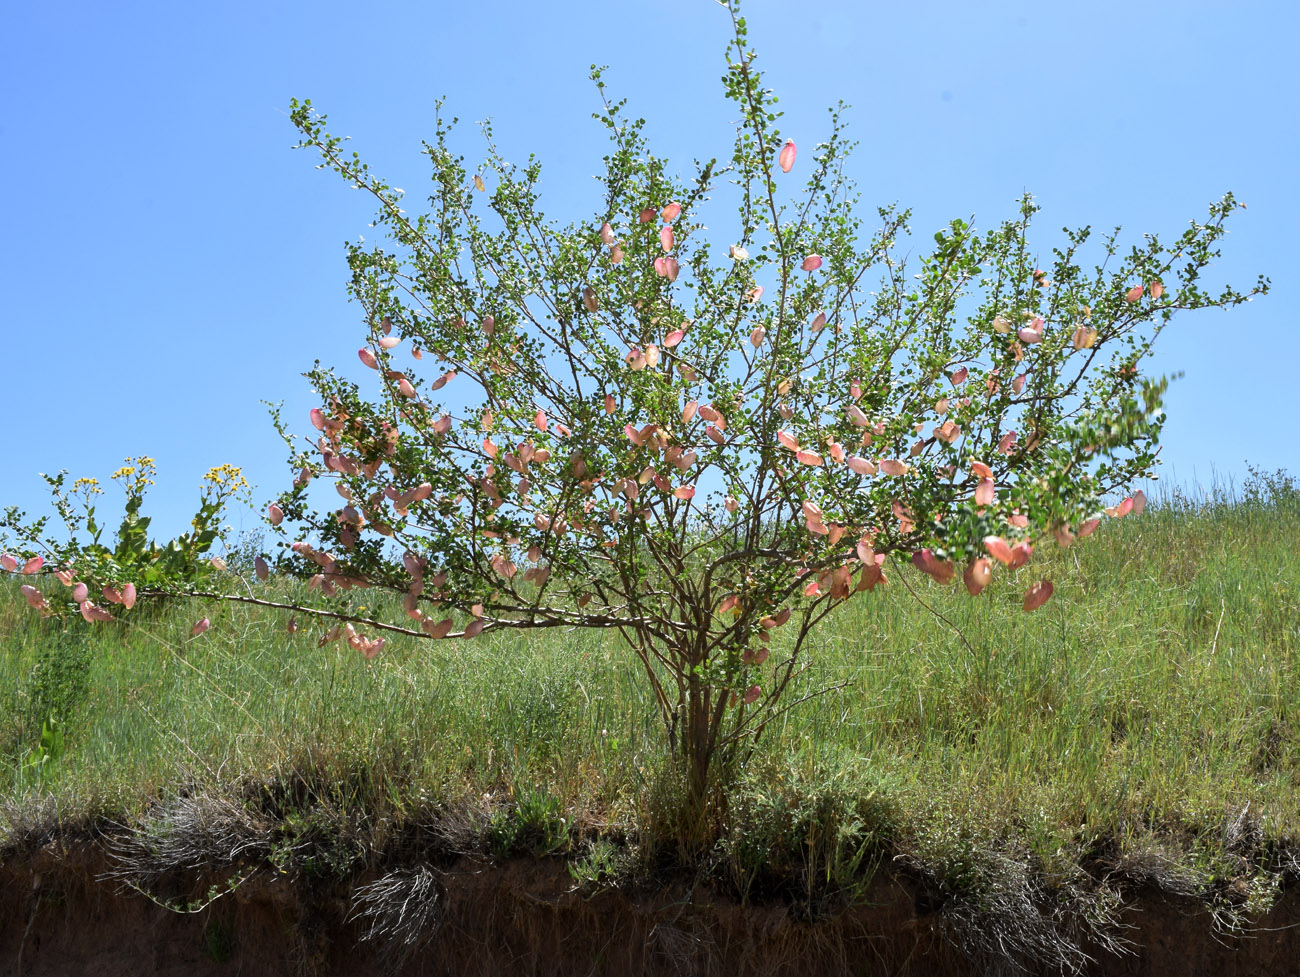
(1, 842, 1299, 977)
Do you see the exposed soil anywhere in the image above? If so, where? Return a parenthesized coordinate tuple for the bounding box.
(1, 843, 1299, 977)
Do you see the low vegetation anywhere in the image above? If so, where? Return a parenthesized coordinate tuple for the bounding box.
(1, 470, 1297, 970)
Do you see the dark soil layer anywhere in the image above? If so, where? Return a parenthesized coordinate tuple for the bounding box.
(1, 845, 1298, 977)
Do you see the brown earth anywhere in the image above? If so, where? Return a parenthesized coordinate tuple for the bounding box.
(1, 844, 1298, 977)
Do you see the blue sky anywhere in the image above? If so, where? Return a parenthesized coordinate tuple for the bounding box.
(2, 0, 1294, 542)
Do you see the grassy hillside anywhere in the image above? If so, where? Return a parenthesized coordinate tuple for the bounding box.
(2, 469, 1298, 964)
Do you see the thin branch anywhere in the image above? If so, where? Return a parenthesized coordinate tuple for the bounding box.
(893, 566, 978, 659)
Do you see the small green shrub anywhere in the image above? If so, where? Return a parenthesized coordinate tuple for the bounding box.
(30, 627, 93, 731)
(489, 789, 570, 858)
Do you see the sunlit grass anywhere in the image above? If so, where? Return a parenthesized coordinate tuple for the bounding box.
(1, 469, 1297, 908)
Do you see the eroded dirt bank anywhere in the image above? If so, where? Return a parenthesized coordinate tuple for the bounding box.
(1, 845, 1299, 977)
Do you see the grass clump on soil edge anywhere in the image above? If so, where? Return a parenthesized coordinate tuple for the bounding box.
(1, 470, 1299, 973)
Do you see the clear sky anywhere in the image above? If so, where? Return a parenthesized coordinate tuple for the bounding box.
(2, 0, 1295, 542)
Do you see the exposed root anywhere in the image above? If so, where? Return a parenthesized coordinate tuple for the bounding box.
(900, 846, 1130, 976)
(99, 793, 273, 907)
(347, 865, 445, 971)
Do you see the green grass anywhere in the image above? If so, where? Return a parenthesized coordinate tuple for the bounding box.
(2, 469, 1299, 954)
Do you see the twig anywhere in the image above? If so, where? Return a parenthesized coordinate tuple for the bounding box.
(1207, 597, 1226, 663)
(728, 679, 854, 750)
(894, 566, 978, 659)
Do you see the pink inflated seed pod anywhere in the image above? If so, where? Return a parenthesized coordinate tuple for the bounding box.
(423, 618, 454, 639)
(1023, 580, 1054, 612)
(1106, 497, 1134, 518)
(1008, 541, 1033, 568)
(80, 602, 113, 623)
(963, 558, 991, 596)
(801, 254, 822, 272)
(778, 140, 796, 173)
(654, 256, 680, 281)
(358, 348, 379, 369)
(1072, 325, 1098, 350)
(984, 535, 1014, 565)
